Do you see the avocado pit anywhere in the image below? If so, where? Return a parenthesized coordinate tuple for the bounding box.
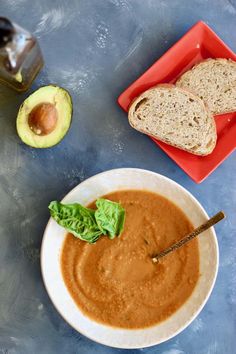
(28, 102, 58, 136)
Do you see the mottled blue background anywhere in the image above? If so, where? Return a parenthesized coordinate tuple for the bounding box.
(0, 1, 236, 353)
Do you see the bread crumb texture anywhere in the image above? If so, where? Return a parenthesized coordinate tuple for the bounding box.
(176, 59, 236, 115)
(128, 85, 216, 156)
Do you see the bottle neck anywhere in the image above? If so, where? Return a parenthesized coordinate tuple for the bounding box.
(0, 17, 14, 48)
(0, 18, 34, 73)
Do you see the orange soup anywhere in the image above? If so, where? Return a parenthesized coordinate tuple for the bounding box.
(61, 190, 199, 329)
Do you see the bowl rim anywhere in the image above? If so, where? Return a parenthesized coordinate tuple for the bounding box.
(40, 168, 219, 349)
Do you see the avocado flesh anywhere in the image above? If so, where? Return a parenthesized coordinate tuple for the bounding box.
(16, 85, 72, 148)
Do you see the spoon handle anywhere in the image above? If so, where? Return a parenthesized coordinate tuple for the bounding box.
(152, 211, 225, 263)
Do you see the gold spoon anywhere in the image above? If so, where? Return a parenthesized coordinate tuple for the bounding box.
(152, 211, 225, 263)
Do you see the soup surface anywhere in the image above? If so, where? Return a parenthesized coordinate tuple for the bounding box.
(61, 190, 199, 328)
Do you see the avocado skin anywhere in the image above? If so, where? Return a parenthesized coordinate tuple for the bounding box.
(16, 85, 73, 148)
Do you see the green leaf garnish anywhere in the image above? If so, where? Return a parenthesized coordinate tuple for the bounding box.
(95, 198, 125, 239)
(48, 198, 125, 243)
(48, 201, 101, 243)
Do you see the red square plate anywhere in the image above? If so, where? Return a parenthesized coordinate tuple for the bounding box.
(118, 21, 236, 183)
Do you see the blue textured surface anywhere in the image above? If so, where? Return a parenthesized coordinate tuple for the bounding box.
(0, 1, 236, 353)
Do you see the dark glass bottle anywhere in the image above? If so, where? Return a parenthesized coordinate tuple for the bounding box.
(0, 17, 43, 91)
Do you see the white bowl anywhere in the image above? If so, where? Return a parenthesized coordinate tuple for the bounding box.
(40, 168, 219, 349)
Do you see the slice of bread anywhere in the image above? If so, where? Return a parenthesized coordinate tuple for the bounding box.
(128, 84, 217, 156)
(176, 58, 236, 115)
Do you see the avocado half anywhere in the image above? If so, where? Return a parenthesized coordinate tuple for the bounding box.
(16, 85, 72, 148)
